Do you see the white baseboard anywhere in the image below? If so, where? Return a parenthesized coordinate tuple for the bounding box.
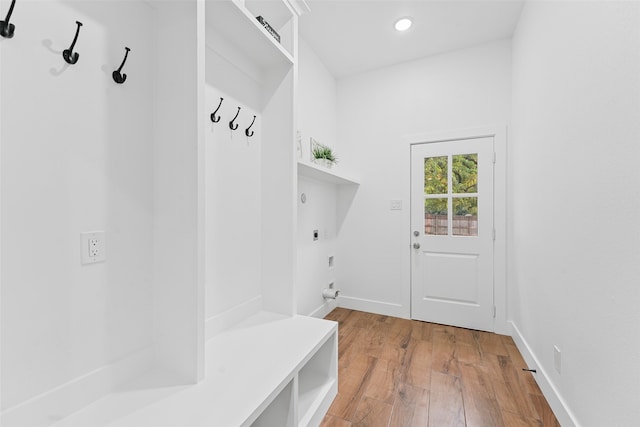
(308, 299, 338, 319)
(1, 346, 154, 427)
(338, 296, 407, 318)
(205, 296, 262, 339)
(509, 321, 580, 427)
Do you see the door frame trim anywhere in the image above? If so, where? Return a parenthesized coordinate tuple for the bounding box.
(405, 125, 508, 334)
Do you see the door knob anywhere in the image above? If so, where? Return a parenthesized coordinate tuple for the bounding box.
(413, 242, 421, 249)
(413, 230, 420, 237)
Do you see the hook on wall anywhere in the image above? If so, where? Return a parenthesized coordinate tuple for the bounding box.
(245, 115, 256, 137)
(229, 106, 241, 130)
(63, 21, 83, 64)
(0, 0, 16, 39)
(112, 47, 130, 84)
(211, 97, 223, 123)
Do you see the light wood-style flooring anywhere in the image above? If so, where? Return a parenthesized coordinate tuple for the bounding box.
(320, 308, 560, 427)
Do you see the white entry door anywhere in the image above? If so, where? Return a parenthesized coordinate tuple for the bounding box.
(410, 137, 495, 332)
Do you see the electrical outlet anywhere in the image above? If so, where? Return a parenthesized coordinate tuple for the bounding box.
(554, 346, 562, 374)
(81, 231, 106, 264)
(390, 200, 402, 210)
(89, 238, 99, 257)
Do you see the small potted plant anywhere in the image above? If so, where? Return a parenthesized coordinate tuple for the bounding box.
(312, 143, 338, 169)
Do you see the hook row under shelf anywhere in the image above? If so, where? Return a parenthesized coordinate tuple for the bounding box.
(211, 98, 257, 138)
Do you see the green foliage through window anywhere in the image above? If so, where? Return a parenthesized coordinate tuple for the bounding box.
(423, 153, 478, 217)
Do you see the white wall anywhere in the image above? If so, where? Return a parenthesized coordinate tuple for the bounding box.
(336, 40, 512, 317)
(1, 0, 154, 412)
(510, 2, 640, 425)
(204, 49, 263, 331)
(298, 38, 338, 161)
(296, 38, 339, 316)
(297, 177, 338, 316)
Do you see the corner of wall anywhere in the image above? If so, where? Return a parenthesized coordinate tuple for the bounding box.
(509, 321, 580, 427)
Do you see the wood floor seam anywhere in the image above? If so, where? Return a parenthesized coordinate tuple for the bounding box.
(321, 308, 560, 427)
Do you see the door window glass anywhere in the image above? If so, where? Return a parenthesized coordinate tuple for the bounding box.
(424, 153, 479, 237)
(424, 156, 447, 194)
(425, 198, 448, 235)
(452, 197, 478, 236)
(452, 154, 478, 193)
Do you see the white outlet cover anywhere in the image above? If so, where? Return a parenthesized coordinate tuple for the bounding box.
(81, 231, 106, 264)
(554, 345, 562, 374)
(390, 200, 402, 210)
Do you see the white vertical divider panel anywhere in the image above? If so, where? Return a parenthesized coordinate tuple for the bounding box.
(260, 0, 298, 316)
(195, 0, 206, 380)
(261, 65, 296, 316)
(0, 17, 3, 425)
(152, 0, 204, 382)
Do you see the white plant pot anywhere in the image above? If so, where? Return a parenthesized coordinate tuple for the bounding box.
(315, 158, 333, 169)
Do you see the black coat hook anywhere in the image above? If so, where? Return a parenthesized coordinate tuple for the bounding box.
(229, 106, 240, 130)
(112, 47, 130, 84)
(63, 21, 83, 64)
(211, 97, 223, 123)
(0, 0, 16, 39)
(245, 115, 256, 137)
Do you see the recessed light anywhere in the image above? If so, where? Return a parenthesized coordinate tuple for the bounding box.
(394, 17, 412, 32)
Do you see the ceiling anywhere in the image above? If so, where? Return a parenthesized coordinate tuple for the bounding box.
(299, 0, 525, 78)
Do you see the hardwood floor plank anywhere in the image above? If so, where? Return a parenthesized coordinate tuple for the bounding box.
(476, 330, 509, 357)
(484, 354, 520, 415)
(340, 327, 384, 366)
(351, 396, 393, 427)
(403, 339, 433, 388)
(320, 414, 353, 427)
(325, 308, 355, 325)
(410, 404, 429, 427)
(389, 399, 416, 426)
(380, 319, 414, 364)
(501, 410, 543, 427)
(428, 372, 466, 427)
(432, 328, 460, 377)
(529, 393, 561, 427)
(496, 355, 540, 420)
(411, 320, 434, 341)
(459, 362, 505, 427)
(329, 354, 377, 420)
(501, 336, 527, 367)
(396, 382, 430, 408)
(363, 359, 401, 404)
(337, 326, 359, 360)
(457, 340, 483, 366)
(320, 309, 559, 427)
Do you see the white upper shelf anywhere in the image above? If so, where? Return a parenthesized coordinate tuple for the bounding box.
(205, 0, 294, 69)
(297, 161, 360, 186)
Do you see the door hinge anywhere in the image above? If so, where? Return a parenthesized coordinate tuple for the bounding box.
(493, 306, 497, 318)
(493, 152, 497, 164)
(492, 228, 496, 241)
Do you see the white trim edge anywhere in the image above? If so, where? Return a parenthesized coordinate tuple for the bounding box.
(205, 296, 262, 339)
(1, 347, 154, 427)
(509, 321, 581, 427)
(338, 296, 406, 318)
(308, 299, 338, 319)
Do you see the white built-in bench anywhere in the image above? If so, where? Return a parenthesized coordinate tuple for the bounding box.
(55, 313, 338, 427)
